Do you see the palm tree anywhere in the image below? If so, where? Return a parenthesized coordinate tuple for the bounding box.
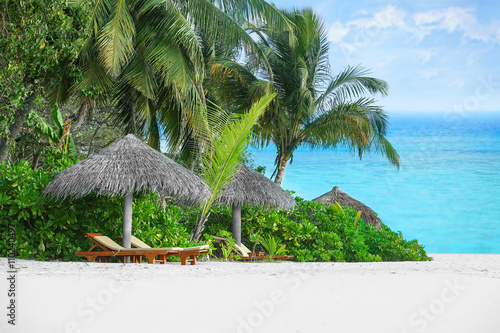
(209, 9, 400, 185)
(190, 94, 275, 241)
(72, 0, 293, 165)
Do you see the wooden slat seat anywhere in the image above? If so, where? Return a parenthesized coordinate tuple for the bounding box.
(75, 233, 179, 264)
(127, 235, 210, 265)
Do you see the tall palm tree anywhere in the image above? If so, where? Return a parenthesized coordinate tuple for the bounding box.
(72, 0, 293, 165)
(209, 9, 400, 185)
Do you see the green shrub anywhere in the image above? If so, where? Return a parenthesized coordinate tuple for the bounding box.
(0, 161, 430, 262)
(255, 234, 288, 259)
(200, 197, 430, 262)
(0, 161, 201, 261)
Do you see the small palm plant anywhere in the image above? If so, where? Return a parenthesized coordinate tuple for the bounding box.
(190, 94, 275, 241)
(256, 234, 288, 261)
(218, 231, 238, 261)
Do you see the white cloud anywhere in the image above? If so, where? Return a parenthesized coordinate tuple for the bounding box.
(331, 5, 410, 56)
(347, 5, 408, 30)
(333, 5, 500, 45)
(354, 9, 369, 16)
(418, 70, 439, 79)
(327, 21, 350, 43)
(412, 7, 500, 43)
(449, 77, 466, 89)
(415, 49, 434, 63)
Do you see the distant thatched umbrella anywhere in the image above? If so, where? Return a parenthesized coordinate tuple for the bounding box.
(313, 186, 381, 229)
(44, 134, 211, 248)
(216, 164, 295, 245)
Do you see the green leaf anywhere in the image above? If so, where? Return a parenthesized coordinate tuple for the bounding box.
(328, 201, 345, 216)
(202, 94, 275, 214)
(50, 105, 64, 129)
(96, 0, 136, 77)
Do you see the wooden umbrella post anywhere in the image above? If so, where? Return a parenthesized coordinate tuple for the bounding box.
(232, 203, 242, 246)
(123, 192, 133, 263)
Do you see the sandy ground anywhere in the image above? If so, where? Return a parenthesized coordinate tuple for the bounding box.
(1, 254, 499, 333)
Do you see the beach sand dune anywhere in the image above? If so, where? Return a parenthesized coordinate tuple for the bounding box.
(1, 254, 499, 333)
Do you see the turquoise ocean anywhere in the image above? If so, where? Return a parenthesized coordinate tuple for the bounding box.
(250, 112, 500, 254)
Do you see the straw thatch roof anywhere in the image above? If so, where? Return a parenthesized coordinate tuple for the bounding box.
(43, 134, 211, 205)
(216, 165, 295, 209)
(313, 186, 382, 229)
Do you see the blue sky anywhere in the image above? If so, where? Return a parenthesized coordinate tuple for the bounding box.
(270, 0, 500, 112)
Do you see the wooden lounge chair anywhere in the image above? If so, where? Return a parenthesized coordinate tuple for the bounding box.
(127, 235, 210, 265)
(212, 236, 293, 261)
(76, 233, 179, 264)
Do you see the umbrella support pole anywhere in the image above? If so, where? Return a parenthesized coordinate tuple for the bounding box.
(232, 203, 241, 246)
(123, 192, 133, 263)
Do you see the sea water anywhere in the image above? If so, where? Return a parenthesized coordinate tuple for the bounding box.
(250, 111, 500, 254)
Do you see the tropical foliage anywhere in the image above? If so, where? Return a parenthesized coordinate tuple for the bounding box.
(210, 9, 400, 185)
(0, 161, 201, 261)
(0, 161, 429, 262)
(0, 0, 90, 162)
(0, 2, 425, 263)
(205, 197, 430, 262)
(191, 94, 275, 241)
(75, 0, 293, 166)
(255, 234, 288, 260)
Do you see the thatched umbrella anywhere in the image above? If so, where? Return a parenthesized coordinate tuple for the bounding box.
(216, 164, 295, 245)
(44, 134, 211, 248)
(313, 186, 382, 229)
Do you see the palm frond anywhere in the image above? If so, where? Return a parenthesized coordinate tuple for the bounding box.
(96, 0, 136, 77)
(120, 47, 157, 99)
(207, 58, 273, 113)
(141, 3, 204, 88)
(201, 93, 275, 215)
(369, 133, 400, 168)
(75, 36, 114, 92)
(303, 99, 399, 168)
(316, 65, 388, 111)
(302, 101, 371, 150)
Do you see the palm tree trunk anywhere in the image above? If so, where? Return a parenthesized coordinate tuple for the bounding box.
(31, 150, 40, 170)
(274, 157, 288, 186)
(0, 93, 35, 162)
(190, 213, 211, 242)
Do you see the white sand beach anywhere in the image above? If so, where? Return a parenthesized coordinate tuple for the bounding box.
(1, 254, 500, 333)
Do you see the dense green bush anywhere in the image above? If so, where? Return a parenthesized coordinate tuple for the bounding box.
(0, 161, 430, 262)
(202, 198, 430, 262)
(0, 161, 199, 261)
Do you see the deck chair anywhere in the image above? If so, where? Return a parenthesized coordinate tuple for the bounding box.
(127, 235, 210, 265)
(75, 233, 179, 264)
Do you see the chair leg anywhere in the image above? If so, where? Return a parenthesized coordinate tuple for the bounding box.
(178, 253, 199, 265)
(133, 256, 143, 263)
(86, 256, 96, 262)
(179, 253, 188, 265)
(145, 254, 156, 264)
